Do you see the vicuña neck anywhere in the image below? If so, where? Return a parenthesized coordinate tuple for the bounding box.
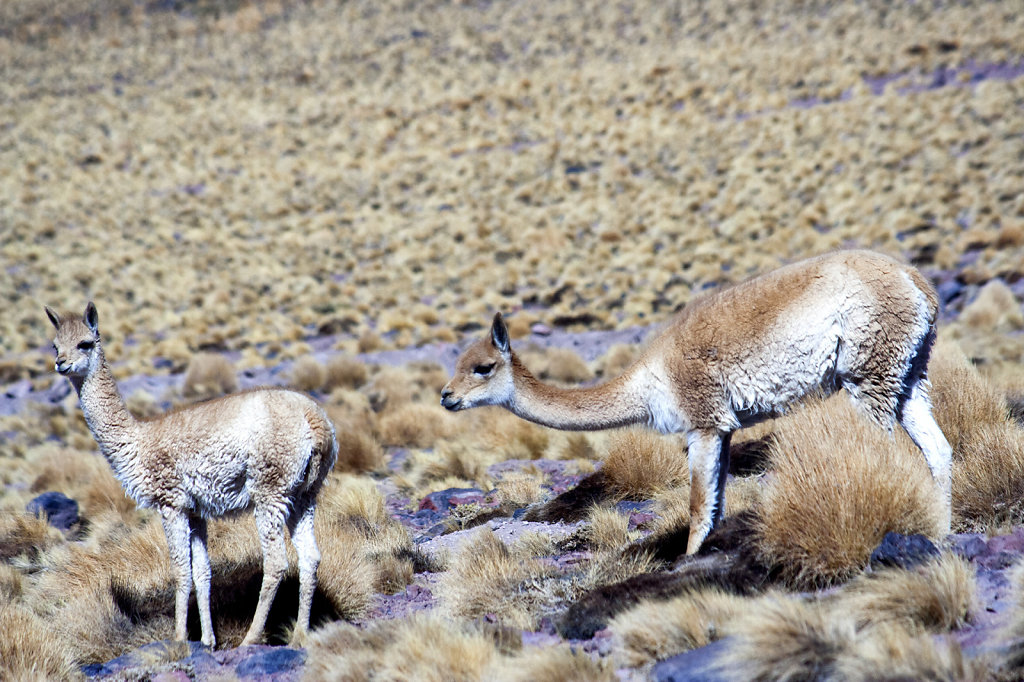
(74, 347, 139, 468)
(507, 354, 647, 431)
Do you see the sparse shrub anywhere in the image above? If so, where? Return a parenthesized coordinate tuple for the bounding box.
(324, 355, 369, 390)
(182, 353, 238, 401)
(755, 397, 944, 588)
(601, 429, 687, 499)
(491, 644, 616, 682)
(289, 356, 327, 393)
(610, 587, 746, 667)
(0, 602, 78, 680)
(496, 472, 545, 508)
(378, 403, 454, 448)
(585, 506, 634, 551)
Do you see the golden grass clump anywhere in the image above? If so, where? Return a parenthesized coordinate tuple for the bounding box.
(181, 352, 238, 401)
(438, 528, 552, 629)
(378, 403, 455, 449)
(311, 514, 379, 618)
(828, 554, 974, 634)
(495, 472, 546, 509)
(538, 347, 594, 384)
(755, 396, 945, 588)
(491, 645, 616, 682)
(0, 602, 78, 681)
(609, 587, 747, 667)
(601, 428, 687, 499)
(332, 422, 385, 474)
(960, 279, 1024, 332)
(324, 355, 369, 390)
(929, 337, 1011, 456)
(585, 506, 635, 551)
(0, 511, 65, 561)
(594, 343, 638, 378)
(305, 613, 500, 682)
(289, 356, 327, 393)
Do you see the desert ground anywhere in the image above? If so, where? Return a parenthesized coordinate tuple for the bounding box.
(2, 0, 1024, 679)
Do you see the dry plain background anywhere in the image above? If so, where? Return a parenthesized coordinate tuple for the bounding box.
(2, 0, 1024, 680)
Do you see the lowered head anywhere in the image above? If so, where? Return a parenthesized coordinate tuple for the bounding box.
(441, 313, 516, 411)
(45, 301, 101, 378)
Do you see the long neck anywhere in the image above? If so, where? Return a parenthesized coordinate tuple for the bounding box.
(73, 347, 139, 470)
(507, 354, 647, 431)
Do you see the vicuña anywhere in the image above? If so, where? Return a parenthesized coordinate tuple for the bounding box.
(441, 250, 952, 553)
(46, 302, 338, 647)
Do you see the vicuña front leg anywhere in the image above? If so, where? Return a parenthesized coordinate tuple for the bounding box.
(686, 429, 727, 555)
(242, 506, 288, 646)
(161, 510, 193, 643)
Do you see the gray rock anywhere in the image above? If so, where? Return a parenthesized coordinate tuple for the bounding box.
(26, 491, 79, 530)
(652, 638, 732, 682)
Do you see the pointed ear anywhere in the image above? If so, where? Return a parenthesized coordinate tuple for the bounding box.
(490, 312, 510, 355)
(45, 306, 61, 330)
(84, 302, 99, 333)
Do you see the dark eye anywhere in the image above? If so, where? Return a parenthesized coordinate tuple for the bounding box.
(473, 363, 495, 375)
(77, 340, 95, 351)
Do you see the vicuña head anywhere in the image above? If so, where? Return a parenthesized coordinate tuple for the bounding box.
(46, 302, 338, 648)
(441, 250, 953, 554)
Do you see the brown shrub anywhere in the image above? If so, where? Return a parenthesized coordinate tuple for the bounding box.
(953, 422, 1024, 531)
(0, 602, 78, 680)
(323, 355, 369, 390)
(289, 356, 327, 393)
(960, 279, 1024, 332)
(601, 429, 687, 499)
(495, 472, 546, 508)
(609, 587, 746, 667)
(330, 418, 384, 473)
(378, 403, 454, 448)
(755, 397, 944, 588)
(929, 337, 1009, 456)
(182, 352, 238, 401)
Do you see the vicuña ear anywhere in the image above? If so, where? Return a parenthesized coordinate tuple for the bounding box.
(44, 306, 61, 330)
(84, 302, 99, 333)
(491, 313, 510, 355)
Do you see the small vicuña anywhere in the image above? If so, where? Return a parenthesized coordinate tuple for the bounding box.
(46, 302, 338, 647)
(441, 250, 952, 553)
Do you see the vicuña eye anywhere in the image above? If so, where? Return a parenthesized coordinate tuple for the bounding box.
(473, 363, 495, 375)
(77, 340, 95, 350)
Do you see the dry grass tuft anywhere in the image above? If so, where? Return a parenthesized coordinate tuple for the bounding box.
(312, 514, 378, 619)
(755, 396, 945, 588)
(538, 347, 594, 384)
(306, 613, 500, 682)
(0, 510, 65, 561)
(610, 587, 747, 667)
(961, 280, 1024, 332)
(558, 433, 598, 460)
(952, 422, 1024, 532)
(829, 554, 975, 633)
(324, 355, 369, 390)
(438, 528, 552, 629)
(289, 356, 327, 393)
(330, 419, 384, 474)
(378, 403, 455, 448)
(594, 344, 638, 379)
(601, 429, 686, 499)
(585, 506, 635, 551)
(496, 472, 546, 509)
(182, 352, 238, 401)
(478, 410, 553, 460)
(0, 602, 78, 680)
(930, 337, 1010, 456)
(491, 645, 616, 682)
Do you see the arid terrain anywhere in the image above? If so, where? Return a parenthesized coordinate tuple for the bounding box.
(2, 0, 1024, 680)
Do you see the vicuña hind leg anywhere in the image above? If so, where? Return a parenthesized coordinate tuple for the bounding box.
(898, 379, 953, 533)
(685, 429, 726, 555)
(242, 505, 288, 646)
(161, 510, 193, 643)
(189, 517, 215, 647)
(287, 500, 320, 646)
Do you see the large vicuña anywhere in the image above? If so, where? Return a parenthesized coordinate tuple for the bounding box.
(46, 302, 338, 647)
(441, 250, 952, 553)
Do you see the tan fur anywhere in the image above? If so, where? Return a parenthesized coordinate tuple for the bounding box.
(442, 250, 953, 553)
(45, 303, 338, 648)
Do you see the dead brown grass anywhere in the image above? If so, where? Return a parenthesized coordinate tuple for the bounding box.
(496, 472, 546, 509)
(609, 587, 747, 667)
(930, 337, 1010, 456)
(585, 506, 636, 551)
(755, 396, 945, 588)
(324, 355, 369, 390)
(491, 645, 616, 682)
(438, 528, 553, 629)
(953, 422, 1024, 532)
(0, 602, 79, 681)
(601, 428, 687, 499)
(329, 418, 384, 474)
(182, 352, 238, 401)
(289, 356, 327, 393)
(828, 554, 975, 633)
(305, 613, 500, 682)
(378, 403, 455, 448)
